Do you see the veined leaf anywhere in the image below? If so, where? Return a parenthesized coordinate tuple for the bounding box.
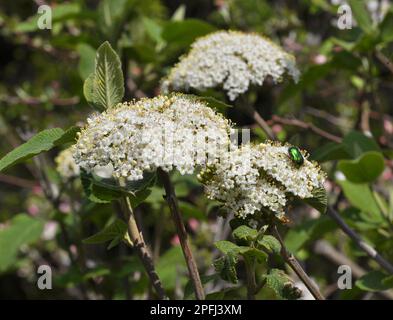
(0, 214, 44, 272)
(83, 218, 129, 249)
(0, 127, 79, 172)
(94, 41, 124, 110)
(84, 41, 124, 111)
(338, 151, 385, 183)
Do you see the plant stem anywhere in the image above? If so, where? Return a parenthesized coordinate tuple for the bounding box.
(242, 103, 276, 140)
(120, 197, 167, 299)
(244, 258, 257, 300)
(273, 225, 325, 300)
(328, 207, 393, 275)
(158, 169, 205, 300)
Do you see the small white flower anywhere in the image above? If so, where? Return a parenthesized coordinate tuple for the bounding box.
(161, 30, 300, 100)
(55, 148, 80, 179)
(199, 142, 325, 219)
(72, 94, 232, 181)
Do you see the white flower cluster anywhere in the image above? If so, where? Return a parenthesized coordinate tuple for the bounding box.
(55, 148, 80, 180)
(198, 142, 326, 218)
(161, 31, 300, 101)
(72, 94, 232, 181)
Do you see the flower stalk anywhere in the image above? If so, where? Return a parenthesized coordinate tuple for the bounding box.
(120, 196, 167, 300)
(158, 169, 205, 300)
(273, 225, 325, 300)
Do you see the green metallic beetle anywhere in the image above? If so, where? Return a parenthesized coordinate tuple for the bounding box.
(288, 146, 304, 166)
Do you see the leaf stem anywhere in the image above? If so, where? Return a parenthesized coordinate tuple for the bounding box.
(273, 225, 325, 300)
(158, 169, 205, 300)
(244, 257, 257, 300)
(120, 197, 167, 299)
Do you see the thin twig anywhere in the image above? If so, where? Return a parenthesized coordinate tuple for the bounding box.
(375, 50, 393, 75)
(242, 104, 276, 140)
(244, 258, 257, 300)
(271, 115, 342, 143)
(273, 225, 325, 300)
(158, 169, 205, 300)
(327, 207, 393, 275)
(120, 197, 167, 299)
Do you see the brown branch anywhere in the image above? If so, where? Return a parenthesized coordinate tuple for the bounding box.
(271, 115, 342, 143)
(376, 51, 393, 75)
(328, 207, 393, 275)
(242, 104, 276, 140)
(158, 169, 205, 300)
(0, 173, 36, 188)
(273, 225, 325, 300)
(120, 197, 167, 300)
(0, 95, 79, 106)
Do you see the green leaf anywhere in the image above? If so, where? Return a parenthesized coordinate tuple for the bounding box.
(215, 240, 245, 255)
(232, 225, 258, 243)
(213, 252, 238, 284)
(142, 17, 164, 44)
(83, 219, 129, 249)
(162, 19, 216, 47)
(284, 216, 336, 253)
(257, 235, 281, 255)
(310, 142, 351, 162)
(342, 131, 380, 158)
(0, 127, 79, 172)
(303, 187, 328, 214)
(379, 11, 393, 43)
(156, 246, 188, 289)
(93, 41, 124, 110)
(338, 151, 385, 183)
(242, 248, 268, 264)
(98, 0, 129, 38)
(184, 274, 218, 299)
(77, 43, 96, 80)
(264, 269, 301, 300)
(338, 180, 381, 219)
(348, 0, 373, 32)
(356, 271, 391, 292)
(382, 275, 393, 288)
(80, 169, 122, 203)
(0, 214, 44, 272)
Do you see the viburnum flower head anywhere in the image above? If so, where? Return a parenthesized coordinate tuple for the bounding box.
(72, 94, 232, 181)
(198, 142, 326, 219)
(55, 148, 80, 180)
(161, 30, 300, 101)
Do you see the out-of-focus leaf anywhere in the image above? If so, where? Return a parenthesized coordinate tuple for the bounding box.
(184, 274, 218, 299)
(356, 271, 391, 292)
(284, 216, 336, 253)
(162, 19, 216, 47)
(156, 246, 188, 289)
(310, 142, 351, 162)
(0, 214, 44, 272)
(342, 131, 380, 158)
(0, 127, 79, 172)
(338, 180, 382, 219)
(98, 0, 129, 38)
(338, 151, 385, 183)
(379, 11, 393, 43)
(83, 218, 129, 249)
(348, 0, 373, 32)
(142, 17, 163, 43)
(77, 43, 96, 80)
